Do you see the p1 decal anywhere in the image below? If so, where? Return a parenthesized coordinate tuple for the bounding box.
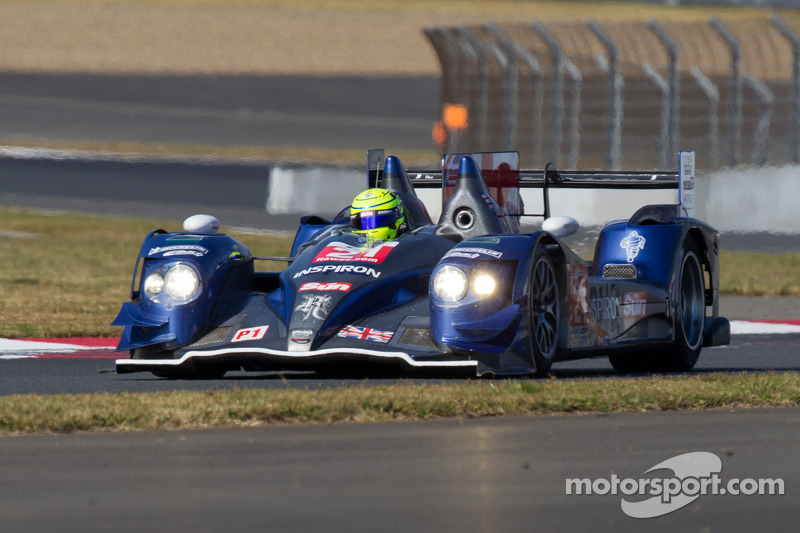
(231, 325, 269, 343)
(312, 241, 399, 264)
(620, 231, 646, 263)
(623, 291, 647, 319)
(299, 281, 352, 292)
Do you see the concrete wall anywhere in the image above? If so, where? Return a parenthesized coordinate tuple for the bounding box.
(697, 166, 800, 234)
(266, 165, 800, 233)
(267, 166, 368, 218)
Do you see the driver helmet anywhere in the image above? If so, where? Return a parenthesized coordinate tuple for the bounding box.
(350, 188, 406, 242)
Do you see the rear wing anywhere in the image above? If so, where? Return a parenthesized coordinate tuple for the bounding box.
(399, 150, 696, 220)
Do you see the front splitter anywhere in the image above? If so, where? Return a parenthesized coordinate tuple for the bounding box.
(115, 346, 479, 375)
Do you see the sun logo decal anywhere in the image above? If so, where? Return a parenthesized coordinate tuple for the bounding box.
(620, 231, 646, 263)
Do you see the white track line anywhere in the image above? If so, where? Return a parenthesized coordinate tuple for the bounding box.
(729, 320, 800, 335)
(1, 321, 798, 358)
(0, 339, 118, 358)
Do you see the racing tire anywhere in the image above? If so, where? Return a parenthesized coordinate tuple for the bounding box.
(527, 246, 561, 377)
(609, 238, 705, 374)
(661, 238, 705, 371)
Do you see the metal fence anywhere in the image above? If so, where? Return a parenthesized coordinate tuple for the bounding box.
(425, 15, 800, 171)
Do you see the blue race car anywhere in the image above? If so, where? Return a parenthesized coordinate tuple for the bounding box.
(113, 150, 729, 378)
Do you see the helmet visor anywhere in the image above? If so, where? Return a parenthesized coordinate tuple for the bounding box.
(350, 208, 400, 231)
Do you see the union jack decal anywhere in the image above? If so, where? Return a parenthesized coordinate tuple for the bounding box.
(337, 325, 393, 344)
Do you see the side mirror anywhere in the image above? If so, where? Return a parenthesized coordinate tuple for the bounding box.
(542, 215, 580, 238)
(183, 214, 220, 234)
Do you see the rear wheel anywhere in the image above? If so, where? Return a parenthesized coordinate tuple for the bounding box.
(663, 238, 705, 371)
(527, 247, 560, 377)
(609, 238, 705, 374)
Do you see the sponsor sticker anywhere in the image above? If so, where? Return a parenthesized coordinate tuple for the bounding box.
(588, 285, 623, 338)
(620, 231, 646, 263)
(446, 252, 482, 259)
(568, 264, 590, 327)
(622, 291, 647, 319)
(148, 245, 209, 257)
(299, 281, 352, 292)
(445, 247, 503, 260)
(290, 329, 314, 344)
(231, 325, 269, 343)
(680, 150, 695, 217)
(294, 294, 332, 321)
(337, 325, 393, 344)
(591, 295, 622, 321)
(480, 194, 499, 217)
(292, 264, 382, 279)
(312, 241, 399, 264)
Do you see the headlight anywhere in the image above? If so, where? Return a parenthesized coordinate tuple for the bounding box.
(143, 271, 165, 297)
(472, 274, 496, 297)
(433, 265, 468, 302)
(142, 263, 201, 304)
(164, 264, 200, 301)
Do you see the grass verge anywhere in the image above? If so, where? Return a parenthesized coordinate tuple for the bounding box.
(0, 207, 293, 338)
(0, 207, 798, 338)
(719, 250, 800, 297)
(1, 373, 798, 434)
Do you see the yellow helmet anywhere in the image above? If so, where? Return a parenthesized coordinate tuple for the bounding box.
(350, 188, 406, 242)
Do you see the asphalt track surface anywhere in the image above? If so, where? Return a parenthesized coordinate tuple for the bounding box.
(0, 407, 795, 533)
(0, 153, 302, 231)
(2, 73, 799, 532)
(0, 72, 439, 230)
(0, 73, 440, 152)
(0, 332, 798, 396)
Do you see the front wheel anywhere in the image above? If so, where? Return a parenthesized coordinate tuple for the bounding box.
(527, 247, 561, 377)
